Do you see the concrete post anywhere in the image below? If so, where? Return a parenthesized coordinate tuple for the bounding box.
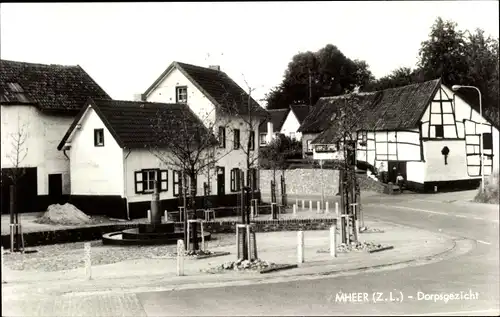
(309, 200, 312, 213)
(325, 202, 329, 214)
(177, 239, 184, 276)
(317, 201, 321, 213)
(293, 204, 297, 216)
(301, 200, 305, 210)
(335, 202, 339, 218)
(250, 206, 254, 219)
(84, 242, 92, 280)
(164, 210, 168, 223)
(330, 225, 337, 258)
(1, 246, 5, 283)
(295, 198, 298, 209)
(147, 209, 151, 222)
(297, 231, 304, 264)
(201, 221, 205, 251)
(187, 221, 191, 251)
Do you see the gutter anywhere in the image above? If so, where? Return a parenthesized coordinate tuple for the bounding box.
(124, 148, 132, 220)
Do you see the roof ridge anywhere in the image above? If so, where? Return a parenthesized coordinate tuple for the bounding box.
(174, 61, 223, 72)
(0, 59, 79, 68)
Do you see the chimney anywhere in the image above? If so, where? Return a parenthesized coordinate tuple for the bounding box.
(266, 121, 274, 143)
(209, 65, 220, 71)
(133, 93, 145, 101)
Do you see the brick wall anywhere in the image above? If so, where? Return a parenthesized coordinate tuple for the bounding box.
(260, 168, 339, 197)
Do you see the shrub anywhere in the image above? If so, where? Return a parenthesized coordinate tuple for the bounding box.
(474, 170, 499, 204)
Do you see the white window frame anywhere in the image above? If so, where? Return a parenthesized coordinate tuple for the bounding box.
(176, 86, 188, 103)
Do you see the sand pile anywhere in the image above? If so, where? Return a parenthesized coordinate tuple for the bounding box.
(36, 203, 93, 225)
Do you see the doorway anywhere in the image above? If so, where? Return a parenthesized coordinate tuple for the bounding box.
(48, 174, 63, 200)
(388, 161, 407, 184)
(216, 167, 225, 196)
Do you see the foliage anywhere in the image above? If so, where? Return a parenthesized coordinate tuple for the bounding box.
(474, 170, 499, 204)
(265, 44, 375, 109)
(6, 115, 29, 185)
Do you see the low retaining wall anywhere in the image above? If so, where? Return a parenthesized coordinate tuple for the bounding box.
(1, 218, 337, 248)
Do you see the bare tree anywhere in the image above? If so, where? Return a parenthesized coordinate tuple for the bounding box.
(4, 115, 29, 252)
(149, 105, 233, 249)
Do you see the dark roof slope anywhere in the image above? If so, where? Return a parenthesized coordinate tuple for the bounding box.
(0, 59, 111, 114)
(259, 108, 289, 133)
(310, 79, 441, 144)
(290, 105, 311, 124)
(58, 99, 216, 150)
(144, 61, 268, 118)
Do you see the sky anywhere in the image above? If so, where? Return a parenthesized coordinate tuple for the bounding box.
(1, 2, 499, 107)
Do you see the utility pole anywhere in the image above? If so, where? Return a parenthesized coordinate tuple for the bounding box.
(308, 68, 312, 107)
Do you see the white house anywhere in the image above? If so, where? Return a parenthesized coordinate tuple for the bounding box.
(140, 62, 269, 211)
(0, 59, 111, 214)
(259, 105, 311, 146)
(57, 99, 225, 219)
(310, 79, 499, 192)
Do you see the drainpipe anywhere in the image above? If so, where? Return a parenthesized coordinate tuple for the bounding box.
(62, 149, 70, 160)
(124, 148, 132, 220)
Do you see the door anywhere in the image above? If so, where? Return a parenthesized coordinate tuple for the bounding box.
(388, 161, 407, 184)
(216, 167, 225, 196)
(48, 174, 63, 200)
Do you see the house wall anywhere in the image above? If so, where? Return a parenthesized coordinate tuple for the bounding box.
(281, 111, 302, 141)
(68, 106, 124, 196)
(1, 105, 73, 196)
(145, 67, 217, 128)
(302, 133, 319, 158)
(420, 85, 499, 182)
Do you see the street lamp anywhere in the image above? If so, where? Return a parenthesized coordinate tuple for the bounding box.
(451, 85, 484, 192)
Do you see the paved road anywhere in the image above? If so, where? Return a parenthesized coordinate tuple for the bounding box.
(136, 196, 499, 316)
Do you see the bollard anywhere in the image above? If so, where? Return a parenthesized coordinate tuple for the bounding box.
(164, 210, 168, 223)
(201, 221, 205, 251)
(330, 225, 337, 257)
(301, 200, 305, 210)
(325, 202, 329, 214)
(177, 239, 184, 276)
(147, 209, 151, 222)
(355, 219, 360, 235)
(84, 242, 92, 280)
(295, 198, 298, 209)
(335, 202, 339, 218)
(434, 186, 438, 193)
(251, 206, 254, 219)
(317, 201, 321, 213)
(1, 246, 4, 283)
(293, 204, 297, 216)
(297, 231, 304, 264)
(309, 200, 312, 213)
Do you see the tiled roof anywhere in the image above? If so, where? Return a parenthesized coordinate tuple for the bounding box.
(58, 99, 216, 150)
(144, 61, 268, 118)
(0, 59, 110, 114)
(310, 79, 442, 144)
(290, 104, 311, 124)
(259, 108, 289, 133)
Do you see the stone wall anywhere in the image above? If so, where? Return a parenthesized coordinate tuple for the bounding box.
(260, 168, 339, 197)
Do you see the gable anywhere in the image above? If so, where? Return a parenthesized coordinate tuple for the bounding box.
(281, 109, 301, 134)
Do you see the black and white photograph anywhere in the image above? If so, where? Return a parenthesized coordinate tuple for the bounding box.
(1, 1, 499, 316)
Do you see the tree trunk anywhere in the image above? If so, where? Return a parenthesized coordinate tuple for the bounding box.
(189, 174, 199, 250)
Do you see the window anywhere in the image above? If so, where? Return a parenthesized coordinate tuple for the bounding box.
(234, 129, 240, 149)
(134, 169, 168, 194)
(306, 140, 313, 152)
(219, 126, 226, 148)
(248, 168, 258, 190)
(173, 171, 181, 196)
(435, 125, 444, 138)
(249, 131, 255, 151)
(176, 86, 187, 103)
(94, 129, 104, 147)
(483, 133, 493, 150)
(230, 168, 241, 192)
(260, 133, 267, 145)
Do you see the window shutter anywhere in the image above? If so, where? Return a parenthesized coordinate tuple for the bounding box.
(160, 170, 168, 192)
(230, 169, 235, 192)
(236, 169, 241, 191)
(135, 171, 143, 194)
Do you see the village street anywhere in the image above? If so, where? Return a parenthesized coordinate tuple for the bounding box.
(2, 193, 498, 316)
(133, 195, 499, 316)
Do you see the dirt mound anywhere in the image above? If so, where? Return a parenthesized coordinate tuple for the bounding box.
(36, 203, 94, 225)
(474, 170, 499, 204)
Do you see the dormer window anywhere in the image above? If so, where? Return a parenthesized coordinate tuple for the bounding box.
(94, 129, 104, 147)
(176, 86, 187, 103)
